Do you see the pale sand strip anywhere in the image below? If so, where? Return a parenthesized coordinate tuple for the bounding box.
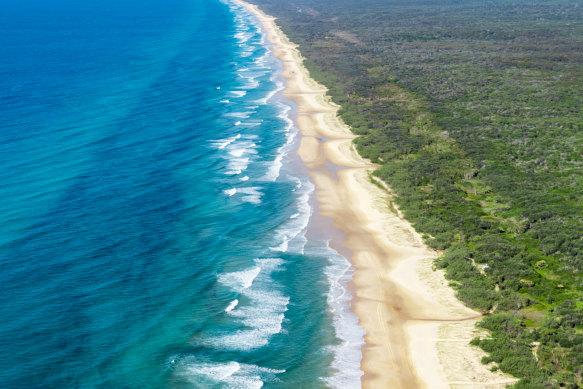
(234, 1, 517, 387)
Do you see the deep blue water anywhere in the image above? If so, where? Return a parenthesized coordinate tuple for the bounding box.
(0, 0, 363, 387)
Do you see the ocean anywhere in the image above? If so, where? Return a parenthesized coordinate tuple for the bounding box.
(0, 0, 363, 387)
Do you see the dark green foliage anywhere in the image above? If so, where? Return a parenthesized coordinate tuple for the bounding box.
(248, 0, 583, 386)
(474, 314, 550, 384)
(437, 245, 498, 311)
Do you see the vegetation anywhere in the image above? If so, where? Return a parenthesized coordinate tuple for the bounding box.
(250, 0, 583, 386)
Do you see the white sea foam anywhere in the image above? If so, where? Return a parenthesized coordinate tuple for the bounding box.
(238, 70, 261, 87)
(229, 148, 246, 158)
(276, 103, 294, 136)
(216, 314, 285, 350)
(239, 120, 263, 127)
(236, 68, 264, 86)
(263, 154, 283, 182)
(224, 188, 237, 197)
(261, 103, 297, 182)
(176, 359, 285, 389)
(254, 85, 282, 105)
(242, 79, 260, 89)
(240, 176, 249, 181)
(218, 266, 261, 290)
(254, 54, 268, 68)
(269, 236, 289, 252)
(224, 111, 254, 119)
(236, 187, 263, 204)
(220, 99, 231, 103)
(235, 31, 253, 43)
(213, 258, 289, 350)
(230, 90, 247, 98)
(237, 67, 267, 76)
(225, 299, 239, 312)
(318, 242, 366, 388)
(268, 178, 313, 254)
(229, 142, 257, 157)
(226, 157, 249, 174)
(210, 134, 241, 149)
(212, 134, 257, 176)
(227, 140, 257, 158)
(224, 140, 257, 175)
(189, 361, 240, 381)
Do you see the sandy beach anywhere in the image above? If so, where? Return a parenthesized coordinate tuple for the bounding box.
(234, 1, 518, 387)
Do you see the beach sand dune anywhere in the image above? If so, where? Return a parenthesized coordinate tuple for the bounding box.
(234, 1, 518, 387)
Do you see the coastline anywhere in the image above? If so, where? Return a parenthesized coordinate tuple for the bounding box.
(233, 0, 518, 387)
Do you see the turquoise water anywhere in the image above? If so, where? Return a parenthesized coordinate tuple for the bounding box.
(0, 0, 363, 387)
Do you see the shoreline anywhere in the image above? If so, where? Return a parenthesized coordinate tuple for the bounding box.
(233, 1, 518, 387)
